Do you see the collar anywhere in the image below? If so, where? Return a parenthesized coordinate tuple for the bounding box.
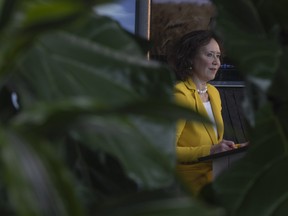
(184, 77, 210, 92)
(183, 77, 197, 90)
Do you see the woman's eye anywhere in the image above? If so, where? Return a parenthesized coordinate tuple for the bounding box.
(206, 53, 221, 59)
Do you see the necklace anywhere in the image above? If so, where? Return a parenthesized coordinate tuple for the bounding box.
(197, 86, 208, 94)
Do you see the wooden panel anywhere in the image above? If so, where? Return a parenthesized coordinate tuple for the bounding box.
(218, 87, 248, 144)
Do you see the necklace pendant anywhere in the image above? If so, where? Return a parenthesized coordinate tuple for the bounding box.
(197, 86, 208, 94)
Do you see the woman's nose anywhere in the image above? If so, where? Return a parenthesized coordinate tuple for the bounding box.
(212, 57, 220, 65)
(212, 59, 219, 65)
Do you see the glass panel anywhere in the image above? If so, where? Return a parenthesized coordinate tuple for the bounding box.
(95, 0, 135, 33)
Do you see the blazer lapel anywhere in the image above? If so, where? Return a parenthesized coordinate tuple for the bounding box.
(185, 79, 218, 144)
(208, 87, 224, 141)
(196, 94, 218, 144)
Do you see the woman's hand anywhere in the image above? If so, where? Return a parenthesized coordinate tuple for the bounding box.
(210, 139, 236, 154)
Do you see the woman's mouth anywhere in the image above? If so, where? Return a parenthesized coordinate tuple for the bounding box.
(209, 68, 217, 72)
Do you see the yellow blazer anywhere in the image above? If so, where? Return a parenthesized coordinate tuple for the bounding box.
(174, 78, 224, 194)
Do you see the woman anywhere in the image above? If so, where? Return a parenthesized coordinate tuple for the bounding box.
(169, 30, 237, 195)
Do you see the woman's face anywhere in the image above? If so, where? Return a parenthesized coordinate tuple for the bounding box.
(192, 38, 221, 83)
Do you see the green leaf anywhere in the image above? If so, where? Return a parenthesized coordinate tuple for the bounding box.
(95, 191, 225, 216)
(207, 1, 288, 215)
(212, 0, 282, 125)
(268, 47, 288, 134)
(213, 105, 288, 216)
(213, 0, 265, 33)
(0, 0, 17, 31)
(213, 0, 281, 79)
(10, 98, 208, 189)
(0, 0, 229, 215)
(13, 15, 173, 107)
(0, 129, 85, 216)
(22, 2, 84, 26)
(8, 11, 179, 190)
(254, 0, 288, 33)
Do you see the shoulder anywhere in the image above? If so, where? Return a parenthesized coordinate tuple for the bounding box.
(207, 83, 220, 96)
(174, 81, 186, 90)
(174, 81, 191, 96)
(174, 80, 194, 93)
(174, 81, 195, 107)
(207, 83, 222, 107)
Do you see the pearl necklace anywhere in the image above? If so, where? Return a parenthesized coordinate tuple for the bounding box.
(197, 86, 208, 94)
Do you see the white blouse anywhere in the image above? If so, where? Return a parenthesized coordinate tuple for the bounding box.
(203, 101, 218, 138)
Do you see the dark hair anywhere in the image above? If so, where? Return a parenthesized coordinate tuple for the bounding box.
(167, 30, 223, 81)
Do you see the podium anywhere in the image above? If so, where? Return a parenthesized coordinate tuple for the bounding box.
(198, 146, 248, 178)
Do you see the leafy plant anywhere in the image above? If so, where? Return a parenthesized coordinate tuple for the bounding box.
(0, 0, 220, 216)
(1, 0, 287, 215)
(208, 0, 288, 215)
